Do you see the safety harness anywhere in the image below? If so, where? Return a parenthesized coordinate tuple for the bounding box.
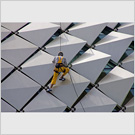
(55, 56, 64, 68)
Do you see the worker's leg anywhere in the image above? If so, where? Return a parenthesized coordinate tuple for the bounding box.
(60, 67, 69, 79)
(51, 68, 59, 86)
(47, 68, 59, 92)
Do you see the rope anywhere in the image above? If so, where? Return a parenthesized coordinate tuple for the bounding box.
(68, 71, 85, 112)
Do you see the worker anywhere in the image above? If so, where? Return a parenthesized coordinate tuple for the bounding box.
(47, 52, 69, 92)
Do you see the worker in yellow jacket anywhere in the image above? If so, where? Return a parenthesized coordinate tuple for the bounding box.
(47, 52, 69, 92)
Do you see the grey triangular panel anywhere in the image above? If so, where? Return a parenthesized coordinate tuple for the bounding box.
(50, 70, 90, 107)
(75, 87, 117, 112)
(68, 22, 107, 45)
(1, 59, 14, 80)
(72, 49, 111, 83)
(24, 90, 67, 112)
(122, 52, 134, 73)
(1, 99, 16, 112)
(1, 71, 40, 110)
(52, 22, 71, 30)
(46, 33, 86, 63)
(2, 22, 27, 32)
(1, 35, 38, 67)
(95, 32, 133, 63)
(99, 66, 134, 106)
(107, 23, 118, 29)
(125, 97, 134, 112)
(1, 27, 11, 40)
(22, 50, 54, 86)
(19, 23, 59, 47)
(118, 23, 134, 35)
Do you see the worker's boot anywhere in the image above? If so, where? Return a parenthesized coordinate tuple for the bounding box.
(46, 88, 52, 92)
(59, 77, 66, 81)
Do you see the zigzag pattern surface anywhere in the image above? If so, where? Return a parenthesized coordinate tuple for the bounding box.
(1, 22, 134, 112)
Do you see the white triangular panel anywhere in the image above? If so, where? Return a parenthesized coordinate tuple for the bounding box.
(68, 22, 107, 45)
(46, 33, 86, 63)
(52, 22, 71, 30)
(72, 49, 111, 83)
(2, 22, 27, 32)
(1, 59, 14, 80)
(95, 32, 133, 63)
(1, 71, 41, 110)
(24, 90, 67, 112)
(125, 97, 134, 112)
(19, 23, 59, 47)
(1, 27, 11, 40)
(1, 99, 16, 112)
(22, 50, 54, 86)
(107, 23, 118, 29)
(122, 52, 134, 73)
(118, 23, 134, 35)
(99, 66, 134, 106)
(75, 87, 117, 112)
(50, 70, 90, 107)
(1, 35, 38, 67)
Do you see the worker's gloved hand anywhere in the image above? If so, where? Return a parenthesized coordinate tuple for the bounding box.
(68, 64, 72, 69)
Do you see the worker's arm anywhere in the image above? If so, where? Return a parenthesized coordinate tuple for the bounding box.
(63, 58, 68, 67)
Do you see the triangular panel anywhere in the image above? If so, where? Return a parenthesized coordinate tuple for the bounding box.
(2, 22, 27, 32)
(122, 52, 134, 73)
(22, 50, 54, 86)
(95, 32, 133, 63)
(72, 49, 111, 83)
(75, 87, 117, 112)
(50, 70, 90, 107)
(1, 35, 38, 67)
(19, 23, 59, 47)
(1, 71, 40, 110)
(46, 33, 86, 63)
(1, 59, 14, 80)
(118, 23, 134, 35)
(24, 90, 67, 112)
(68, 22, 107, 45)
(99, 66, 134, 106)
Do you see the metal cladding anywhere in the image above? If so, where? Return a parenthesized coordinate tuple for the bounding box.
(98, 66, 134, 106)
(1, 22, 134, 112)
(46, 33, 86, 63)
(75, 87, 117, 112)
(18, 23, 60, 47)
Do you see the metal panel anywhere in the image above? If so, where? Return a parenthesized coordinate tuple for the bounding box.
(1, 71, 40, 110)
(72, 49, 111, 83)
(1, 99, 16, 112)
(1, 27, 11, 40)
(1, 59, 14, 80)
(24, 90, 67, 112)
(122, 52, 134, 73)
(99, 66, 134, 106)
(19, 23, 59, 47)
(125, 97, 134, 112)
(107, 23, 118, 29)
(68, 22, 107, 45)
(46, 33, 86, 63)
(1, 35, 38, 67)
(1, 22, 27, 32)
(52, 22, 71, 30)
(50, 70, 90, 107)
(95, 32, 133, 63)
(118, 23, 134, 35)
(22, 50, 54, 86)
(75, 87, 117, 112)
